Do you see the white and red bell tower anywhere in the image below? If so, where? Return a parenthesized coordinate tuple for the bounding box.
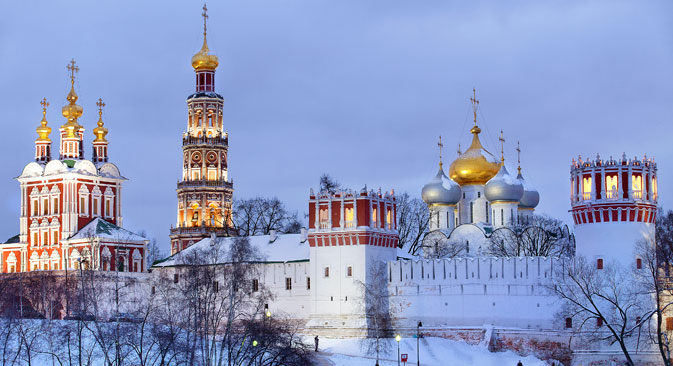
(571, 153, 657, 266)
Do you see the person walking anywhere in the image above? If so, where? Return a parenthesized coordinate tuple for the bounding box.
(517, 361, 523, 366)
(315, 335, 319, 352)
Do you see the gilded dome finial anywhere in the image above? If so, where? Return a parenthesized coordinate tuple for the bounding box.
(93, 98, 108, 142)
(437, 135, 444, 169)
(61, 59, 84, 137)
(36, 98, 51, 141)
(470, 88, 479, 126)
(191, 3, 219, 71)
(498, 130, 505, 164)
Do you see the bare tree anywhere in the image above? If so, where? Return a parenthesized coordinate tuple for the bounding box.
(487, 215, 575, 257)
(421, 231, 468, 259)
(357, 261, 393, 365)
(233, 197, 302, 236)
(396, 193, 430, 255)
(548, 256, 648, 366)
(319, 174, 341, 195)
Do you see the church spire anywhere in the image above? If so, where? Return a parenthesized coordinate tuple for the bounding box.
(92, 98, 109, 163)
(59, 59, 85, 160)
(35, 98, 52, 162)
(191, 4, 219, 74)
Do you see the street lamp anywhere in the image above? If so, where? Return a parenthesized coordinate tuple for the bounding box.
(417, 321, 423, 366)
(396, 334, 401, 366)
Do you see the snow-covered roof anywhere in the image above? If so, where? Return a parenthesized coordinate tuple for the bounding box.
(68, 218, 146, 242)
(154, 233, 310, 268)
(18, 160, 125, 180)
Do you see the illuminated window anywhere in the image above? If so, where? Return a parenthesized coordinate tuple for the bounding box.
(653, 177, 658, 200)
(345, 207, 354, 227)
(605, 175, 618, 199)
(53, 198, 59, 214)
(372, 207, 378, 227)
(319, 208, 329, 229)
(105, 200, 111, 217)
(43, 198, 49, 215)
(93, 198, 99, 216)
(33, 233, 38, 246)
(582, 176, 592, 200)
(386, 209, 392, 229)
(632, 175, 643, 199)
(53, 231, 58, 244)
(43, 232, 48, 246)
(32, 200, 38, 216)
(208, 170, 217, 180)
(192, 171, 200, 180)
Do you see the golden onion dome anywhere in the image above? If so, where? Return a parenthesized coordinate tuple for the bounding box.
(93, 98, 108, 142)
(191, 37, 219, 71)
(36, 99, 51, 142)
(448, 125, 501, 185)
(60, 85, 83, 138)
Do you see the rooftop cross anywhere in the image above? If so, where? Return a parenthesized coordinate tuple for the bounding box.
(437, 135, 444, 169)
(202, 3, 208, 37)
(516, 141, 521, 174)
(470, 88, 479, 125)
(40, 98, 49, 113)
(499, 130, 505, 164)
(67, 59, 79, 86)
(457, 143, 461, 155)
(96, 98, 106, 118)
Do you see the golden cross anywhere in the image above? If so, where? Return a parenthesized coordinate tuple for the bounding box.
(96, 98, 106, 116)
(437, 135, 444, 168)
(67, 59, 79, 86)
(202, 3, 208, 37)
(516, 141, 521, 174)
(499, 130, 505, 163)
(470, 88, 479, 125)
(40, 98, 49, 111)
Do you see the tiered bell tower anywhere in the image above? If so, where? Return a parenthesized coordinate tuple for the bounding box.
(170, 4, 234, 255)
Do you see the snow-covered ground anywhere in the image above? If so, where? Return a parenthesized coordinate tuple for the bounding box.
(316, 337, 546, 366)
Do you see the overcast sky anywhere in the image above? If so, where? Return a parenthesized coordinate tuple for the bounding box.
(0, 1, 671, 253)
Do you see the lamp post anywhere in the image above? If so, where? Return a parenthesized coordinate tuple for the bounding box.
(417, 321, 422, 366)
(396, 334, 401, 366)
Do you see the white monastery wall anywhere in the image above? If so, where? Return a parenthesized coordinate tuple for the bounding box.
(388, 257, 561, 329)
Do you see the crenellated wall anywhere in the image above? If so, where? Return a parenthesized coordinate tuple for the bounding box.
(387, 257, 562, 329)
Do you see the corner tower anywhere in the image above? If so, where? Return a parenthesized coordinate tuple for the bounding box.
(170, 4, 234, 255)
(571, 153, 657, 266)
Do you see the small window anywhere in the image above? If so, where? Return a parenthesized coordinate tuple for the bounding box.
(477, 192, 481, 198)
(565, 318, 572, 329)
(53, 231, 58, 244)
(43, 232, 49, 246)
(596, 318, 603, 327)
(173, 273, 179, 284)
(252, 279, 259, 292)
(213, 281, 219, 293)
(347, 266, 353, 277)
(43, 199, 49, 215)
(32, 200, 38, 216)
(597, 258, 603, 270)
(285, 277, 292, 290)
(324, 267, 330, 278)
(105, 200, 111, 217)
(306, 277, 311, 290)
(667, 318, 673, 331)
(151, 286, 156, 295)
(93, 199, 99, 216)
(53, 198, 59, 214)
(636, 258, 642, 269)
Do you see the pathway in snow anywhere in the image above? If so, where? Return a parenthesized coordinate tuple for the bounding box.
(314, 352, 336, 366)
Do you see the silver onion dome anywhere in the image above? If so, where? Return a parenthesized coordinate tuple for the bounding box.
(422, 168, 462, 205)
(517, 172, 540, 208)
(484, 165, 524, 202)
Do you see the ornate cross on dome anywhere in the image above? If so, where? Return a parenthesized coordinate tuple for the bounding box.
(470, 88, 479, 125)
(457, 143, 461, 155)
(96, 98, 106, 118)
(40, 98, 49, 113)
(67, 59, 79, 86)
(202, 3, 208, 37)
(516, 141, 521, 174)
(499, 130, 505, 163)
(437, 135, 444, 168)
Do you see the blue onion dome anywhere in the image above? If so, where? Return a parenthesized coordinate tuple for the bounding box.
(422, 167, 462, 205)
(484, 164, 524, 202)
(517, 171, 540, 208)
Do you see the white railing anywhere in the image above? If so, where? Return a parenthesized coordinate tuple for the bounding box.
(345, 221, 355, 228)
(605, 190, 619, 200)
(582, 192, 591, 201)
(319, 222, 330, 229)
(632, 190, 643, 200)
